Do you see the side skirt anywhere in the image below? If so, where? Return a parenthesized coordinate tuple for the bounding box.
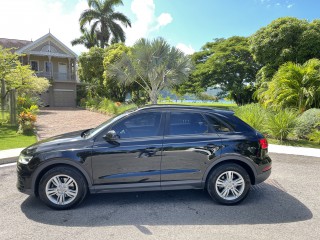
(89, 180, 203, 194)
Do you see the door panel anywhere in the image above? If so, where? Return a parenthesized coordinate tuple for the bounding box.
(161, 111, 222, 184)
(92, 137, 163, 185)
(161, 134, 221, 183)
(91, 111, 164, 186)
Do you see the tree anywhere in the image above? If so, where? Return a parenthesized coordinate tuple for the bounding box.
(250, 17, 320, 82)
(258, 59, 320, 112)
(78, 47, 105, 97)
(191, 37, 260, 105)
(71, 27, 99, 49)
(78, 0, 131, 48)
(107, 38, 193, 104)
(1, 46, 20, 113)
(103, 43, 132, 101)
(5, 63, 50, 96)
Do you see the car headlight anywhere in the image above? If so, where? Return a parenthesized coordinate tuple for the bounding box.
(18, 154, 33, 164)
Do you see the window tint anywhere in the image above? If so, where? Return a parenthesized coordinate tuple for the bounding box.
(112, 112, 161, 139)
(205, 114, 232, 132)
(168, 112, 208, 135)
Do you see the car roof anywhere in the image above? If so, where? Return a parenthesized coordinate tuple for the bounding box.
(138, 104, 234, 115)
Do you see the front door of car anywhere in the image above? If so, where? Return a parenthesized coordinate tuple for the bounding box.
(161, 111, 223, 189)
(91, 111, 164, 188)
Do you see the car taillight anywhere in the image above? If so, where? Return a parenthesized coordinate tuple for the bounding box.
(259, 138, 268, 149)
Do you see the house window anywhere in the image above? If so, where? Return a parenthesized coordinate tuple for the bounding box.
(45, 62, 52, 72)
(30, 61, 39, 71)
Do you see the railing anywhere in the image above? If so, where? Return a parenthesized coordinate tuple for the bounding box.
(36, 72, 76, 81)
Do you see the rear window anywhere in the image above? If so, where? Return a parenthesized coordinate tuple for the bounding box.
(215, 113, 255, 132)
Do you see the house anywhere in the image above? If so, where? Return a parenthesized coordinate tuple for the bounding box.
(0, 33, 78, 107)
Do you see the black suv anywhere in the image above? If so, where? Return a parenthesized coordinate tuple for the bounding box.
(17, 105, 271, 209)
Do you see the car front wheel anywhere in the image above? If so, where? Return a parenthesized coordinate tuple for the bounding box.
(38, 166, 87, 210)
(207, 164, 251, 205)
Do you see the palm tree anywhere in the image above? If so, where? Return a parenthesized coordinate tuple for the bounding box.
(259, 59, 320, 112)
(71, 27, 99, 49)
(79, 0, 131, 48)
(107, 38, 193, 104)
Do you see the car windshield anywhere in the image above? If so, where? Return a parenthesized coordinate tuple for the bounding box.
(85, 110, 134, 137)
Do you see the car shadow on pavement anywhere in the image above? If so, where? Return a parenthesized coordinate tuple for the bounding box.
(21, 181, 312, 227)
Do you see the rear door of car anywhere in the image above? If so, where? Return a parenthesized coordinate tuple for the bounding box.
(160, 110, 223, 190)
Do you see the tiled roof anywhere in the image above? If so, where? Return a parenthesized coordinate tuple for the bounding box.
(0, 38, 32, 52)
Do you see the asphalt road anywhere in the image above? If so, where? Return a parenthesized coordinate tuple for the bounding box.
(0, 153, 319, 240)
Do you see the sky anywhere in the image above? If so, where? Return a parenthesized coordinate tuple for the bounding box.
(1, 0, 320, 55)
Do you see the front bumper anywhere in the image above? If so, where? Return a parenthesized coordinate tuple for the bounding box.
(16, 162, 34, 195)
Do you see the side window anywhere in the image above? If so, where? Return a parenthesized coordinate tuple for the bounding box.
(168, 112, 208, 135)
(111, 112, 162, 139)
(205, 114, 232, 132)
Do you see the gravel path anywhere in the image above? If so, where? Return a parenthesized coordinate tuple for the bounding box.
(35, 108, 111, 140)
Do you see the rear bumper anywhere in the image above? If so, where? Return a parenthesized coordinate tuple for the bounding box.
(255, 168, 271, 184)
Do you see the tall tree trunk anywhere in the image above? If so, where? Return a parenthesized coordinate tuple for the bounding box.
(150, 90, 158, 104)
(1, 79, 6, 119)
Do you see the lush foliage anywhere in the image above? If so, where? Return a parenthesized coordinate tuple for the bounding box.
(103, 43, 133, 101)
(5, 64, 50, 95)
(234, 104, 268, 133)
(71, 27, 99, 48)
(17, 96, 39, 134)
(80, 97, 136, 115)
(183, 37, 259, 105)
(294, 108, 320, 139)
(235, 104, 298, 141)
(308, 126, 320, 144)
(250, 17, 320, 73)
(257, 59, 320, 112)
(74, 0, 131, 48)
(107, 37, 193, 104)
(78, 47, 105, 97)
(266, 109, 297, 141)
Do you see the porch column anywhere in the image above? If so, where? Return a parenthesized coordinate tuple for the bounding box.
(48, 56, 52, 79)
(74, 59, 78, 82)
(68, 57, 71, 80)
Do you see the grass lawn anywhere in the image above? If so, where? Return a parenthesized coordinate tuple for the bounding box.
(0, 124, 37, 150)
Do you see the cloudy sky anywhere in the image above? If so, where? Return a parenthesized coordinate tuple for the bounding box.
(1, 0, 320, 55)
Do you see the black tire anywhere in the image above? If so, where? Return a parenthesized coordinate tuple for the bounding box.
(39, 166, 87, 210)
(207, 164, 251, 205)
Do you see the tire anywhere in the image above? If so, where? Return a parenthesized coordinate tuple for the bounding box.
(207, 164, 251, 205)
(38, 166, 88, 210)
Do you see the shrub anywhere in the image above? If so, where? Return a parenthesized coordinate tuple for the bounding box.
(17, 96, 39, 114)
(308, 129, 320, 144)
(294, 109, 320, 139)
(18, 111, 37, 134)
(234, 103, 268, 134)
(82, 97, 136, 115)
(266, 109, 297, 141)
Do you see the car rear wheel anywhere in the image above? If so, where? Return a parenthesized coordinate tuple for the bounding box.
(39, 166, 87, 210)
(207, 164, 251, 205)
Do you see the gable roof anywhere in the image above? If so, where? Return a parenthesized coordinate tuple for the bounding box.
(16, 33, 78, 58)
(0, 38, 32, 52)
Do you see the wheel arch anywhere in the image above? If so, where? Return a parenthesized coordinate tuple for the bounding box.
(202, 155, 257, 188)
(31, 159, 92, 196)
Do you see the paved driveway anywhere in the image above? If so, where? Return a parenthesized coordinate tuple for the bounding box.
(0, 153, 319, 240)
(36, 108, 110, 140)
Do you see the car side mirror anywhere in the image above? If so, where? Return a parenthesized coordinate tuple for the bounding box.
(104, 130, 119, 141)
